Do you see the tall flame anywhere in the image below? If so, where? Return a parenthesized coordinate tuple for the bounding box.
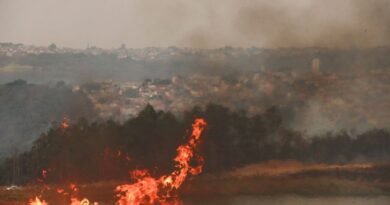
(28, 118, 207, 205)
(115, 118, 207, 205)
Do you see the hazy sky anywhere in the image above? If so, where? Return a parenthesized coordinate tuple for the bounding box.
(0, 0, 389, 48)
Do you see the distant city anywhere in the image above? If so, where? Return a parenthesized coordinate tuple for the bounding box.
(0, 42, 389, 158)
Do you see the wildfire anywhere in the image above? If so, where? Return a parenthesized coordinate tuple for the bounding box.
(61, 118, 69, 129)
(70, 198, 91, 205)
(116, 118, 207, 205)
(29, 197, 47, 205)
(28, 118, 207, 205)
(41, 169, 47, 179)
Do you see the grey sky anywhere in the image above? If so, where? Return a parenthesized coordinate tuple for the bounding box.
(0, 0, 389, 48)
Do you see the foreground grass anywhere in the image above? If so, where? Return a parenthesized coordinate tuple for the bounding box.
(180, 161, 390, 197)
(2, 161, 390, 204)
(181, 175, 387, 197)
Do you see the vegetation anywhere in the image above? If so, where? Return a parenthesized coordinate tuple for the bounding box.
(1, 104, 390, 185)
(0, 80, 96, 160)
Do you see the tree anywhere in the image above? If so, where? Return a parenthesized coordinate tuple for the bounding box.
(48, 43, 57, 50)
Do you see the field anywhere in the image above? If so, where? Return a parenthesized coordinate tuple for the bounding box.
(2, 161, 390, 205)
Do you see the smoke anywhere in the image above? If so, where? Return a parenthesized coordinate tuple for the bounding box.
(287, 70, 390, 136)
(229, 0, 390, 48)
(0, 0, 390, 158)
(0, 81, 97, 159)
(0, 0, 390, 48)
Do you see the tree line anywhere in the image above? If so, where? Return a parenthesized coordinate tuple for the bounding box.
(1, 104, 390, 185)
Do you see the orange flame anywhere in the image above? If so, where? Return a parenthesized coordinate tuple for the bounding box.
(61, 118, 69, 129)
(115, 118, 207, 205)
(70, 198, 91, 205)
(29, 197, 48, 205)
(28, 118, 206, 205)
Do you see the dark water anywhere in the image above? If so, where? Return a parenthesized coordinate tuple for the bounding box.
(183, 195, 390, 205)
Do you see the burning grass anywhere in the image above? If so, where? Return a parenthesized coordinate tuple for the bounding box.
(2, 163, 390, 205)
(3, 121, 390, 204)
(22, 118, 207, 205)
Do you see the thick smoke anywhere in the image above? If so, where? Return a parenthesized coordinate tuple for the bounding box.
(0, 0, 390, 48)
(228, 0, 390, 48)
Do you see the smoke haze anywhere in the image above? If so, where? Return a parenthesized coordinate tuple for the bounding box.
(0, 0, 390, 48)
(0, 0, 390, 159)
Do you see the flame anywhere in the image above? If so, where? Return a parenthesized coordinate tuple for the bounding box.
(41, 169, 47, 179)
(115, 118, 207, 205)
(29, 197, 48, 205)
(61, 118, 69, 129)
(27, 118, 206, 205)
(70, 198, 90, 205)
(68, 184, 91, 205)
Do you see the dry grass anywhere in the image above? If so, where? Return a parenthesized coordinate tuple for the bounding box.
(180, 161, 390, 197)
(180, 175, 385, 197)
(224, 160, 373, 177)
(2, 161, 390, 204)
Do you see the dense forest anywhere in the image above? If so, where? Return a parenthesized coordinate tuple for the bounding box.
(1, 104, 390, 185)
